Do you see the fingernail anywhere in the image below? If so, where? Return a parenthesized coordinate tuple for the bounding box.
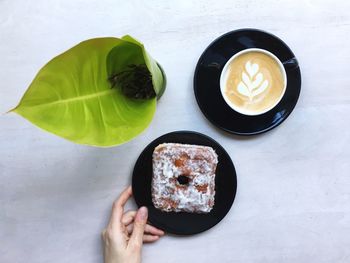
(138, 206, 148, 221)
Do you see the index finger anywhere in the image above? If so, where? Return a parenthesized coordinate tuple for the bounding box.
(108, 186, 132, 228)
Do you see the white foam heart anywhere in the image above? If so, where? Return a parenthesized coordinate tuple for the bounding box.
(245, 61, 259, 77)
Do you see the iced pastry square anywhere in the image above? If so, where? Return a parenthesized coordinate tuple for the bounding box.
(152, 143, 218, 213)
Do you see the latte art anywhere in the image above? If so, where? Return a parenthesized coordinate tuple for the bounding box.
(237, 61, 269, 101)
(220, 48, 287, 115)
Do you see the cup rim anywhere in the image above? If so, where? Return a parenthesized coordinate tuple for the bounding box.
(219, 48, 288, 116)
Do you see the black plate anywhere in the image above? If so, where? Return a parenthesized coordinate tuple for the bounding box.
(194, 28, 301, 135)
(132, 131, 237, 235)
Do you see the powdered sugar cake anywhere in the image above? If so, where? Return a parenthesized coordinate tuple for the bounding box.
(152, 143, 218, 213)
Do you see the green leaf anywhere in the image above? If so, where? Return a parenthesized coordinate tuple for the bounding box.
(11, 37, 157, 147)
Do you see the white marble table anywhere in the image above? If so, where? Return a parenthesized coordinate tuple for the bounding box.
(1, 0, 350, 262)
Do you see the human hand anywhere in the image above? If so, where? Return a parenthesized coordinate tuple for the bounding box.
(102, 186, 164, 263)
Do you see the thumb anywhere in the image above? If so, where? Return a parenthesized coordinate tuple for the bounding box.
(129, 206, 148, 250)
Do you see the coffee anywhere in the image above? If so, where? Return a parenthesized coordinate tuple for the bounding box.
(220, 48, 286, 115)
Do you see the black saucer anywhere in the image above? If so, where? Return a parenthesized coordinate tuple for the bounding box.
(194, 29, 301, 135)
(132, 131, 237, 235)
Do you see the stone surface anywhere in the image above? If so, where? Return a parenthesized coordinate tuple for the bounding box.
(1, 0, 350, 262)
